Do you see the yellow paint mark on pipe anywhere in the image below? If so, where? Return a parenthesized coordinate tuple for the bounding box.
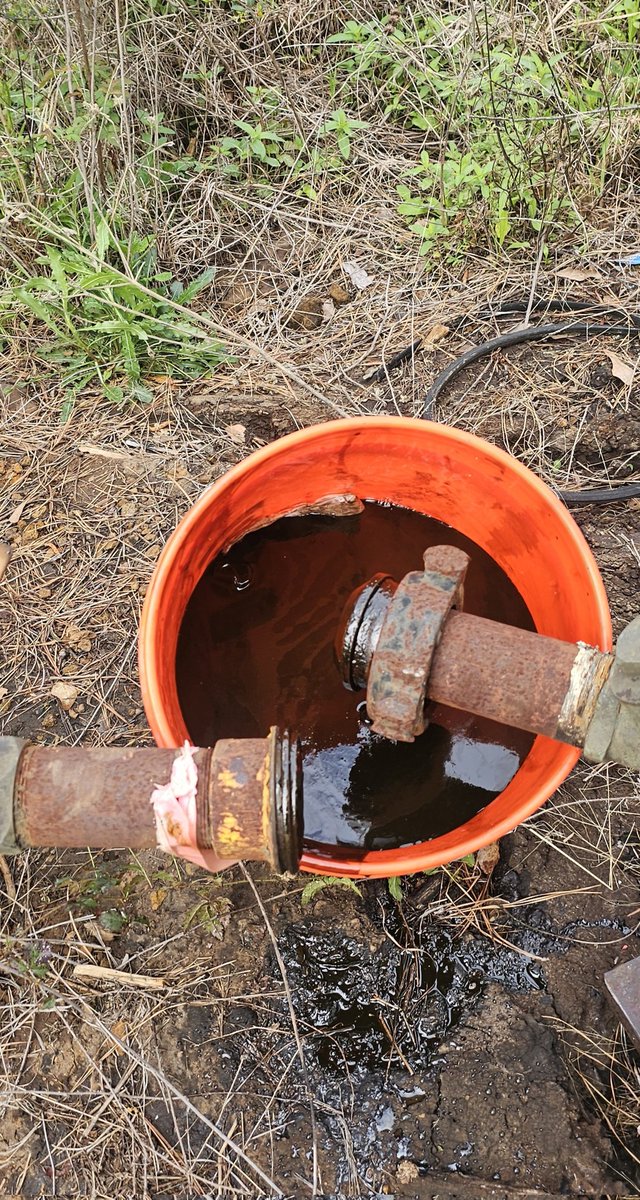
(217, 767, 241, 790)
(216, 811, 249, 854)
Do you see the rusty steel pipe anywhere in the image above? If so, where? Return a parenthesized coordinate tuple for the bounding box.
(429, 611, 613, 744)
(2, 730, 301, 873)
(336, 549, 615, 747)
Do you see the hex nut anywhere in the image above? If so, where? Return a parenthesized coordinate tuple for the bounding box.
(367, 545, 469, 742)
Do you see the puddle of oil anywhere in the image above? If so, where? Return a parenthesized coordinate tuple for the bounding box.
(276, 921, 544, 1080)
(176, 501, 535, 855)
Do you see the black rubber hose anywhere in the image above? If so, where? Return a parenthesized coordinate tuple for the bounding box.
(559, 483, 640, 505)
(423, 319, 637, 411)
(414, 300, 640, 506)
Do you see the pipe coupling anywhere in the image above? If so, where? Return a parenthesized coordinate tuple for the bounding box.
(0, 737, 25, 854)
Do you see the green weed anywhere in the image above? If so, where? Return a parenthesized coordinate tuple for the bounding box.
(184, 896, 232, 938)
(387, 876, 403, 901)
(300, 875, 363, 906)
(328, 14, 640, 256)
(0, 221, 225, 419)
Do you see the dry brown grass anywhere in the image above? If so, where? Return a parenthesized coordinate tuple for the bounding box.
(1, 0, 640, 1195)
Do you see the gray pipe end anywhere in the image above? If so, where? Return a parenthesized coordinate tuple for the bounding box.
(0, 737, 26, 854)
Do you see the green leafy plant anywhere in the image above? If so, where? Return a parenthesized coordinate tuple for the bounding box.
(300, 875, 362, 906)
(184, 896, 232, 938)
(328, 15, 640, 257)
(206, 96, 368, 192)
(319, 109, 369, 160)
(387, 876, 402, 901)
(1, 221, 225, 418)
(98, 909, 127, 934)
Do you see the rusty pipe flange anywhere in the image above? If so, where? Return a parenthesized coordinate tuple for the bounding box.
(270, 728, 303, 874)
(367, 545, 470, 742)
(335, 573, 398, 691)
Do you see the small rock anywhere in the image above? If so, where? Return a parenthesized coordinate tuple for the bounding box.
(423, 322, 450, 345)
(50, 681, 78, 711)
(328, 281, 350, 304)
(220, 281, 254, 311)
(288, 294, 323, 331)
(396, 1160, 419, 1183)
(62, 624, 92, 652)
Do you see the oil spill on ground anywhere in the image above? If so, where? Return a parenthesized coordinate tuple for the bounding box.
(267, 905, 550, 1191)
(263, 865, 638, 1191)
(277, 915, 544, 1086)
(176, 501, 535, 856)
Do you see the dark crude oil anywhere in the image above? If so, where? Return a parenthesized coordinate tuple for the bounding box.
(176, 502, 535, 858)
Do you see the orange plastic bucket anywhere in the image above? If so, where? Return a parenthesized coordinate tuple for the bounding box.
(139, 417, 611, 878)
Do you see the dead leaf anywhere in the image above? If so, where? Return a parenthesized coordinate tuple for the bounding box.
(328, 281, 350, 305)
(50, 681, 79, 711)
(322, 299, 336, 322)
(555, 267, 600, 282)
(423, 322, 450, 346)
(20, 522, 40, 544)
(0, 686, 8, 701)
(109, 1019, 127, 1054)
(9, 499, 27, 524)
(150, 887, 168, 911)
(0, 543, 11, 583)
(476, 841, 500, 876)
(149, 374, 177, 386)
(343, 262, 375, 290)
(225, 423, 246, 445)
(604, 350, 636, 388)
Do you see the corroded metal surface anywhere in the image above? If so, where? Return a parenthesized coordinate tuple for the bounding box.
(11, 733, 302, 871)
(338, 544, 617, 748)
(430, 611, 605, 740)
(14, 744, 179, 849)
(367, 545, 470, 742)
(208, 736, 271, 861)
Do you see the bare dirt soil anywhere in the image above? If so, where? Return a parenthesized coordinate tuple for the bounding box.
(1, 319, 639, 1198)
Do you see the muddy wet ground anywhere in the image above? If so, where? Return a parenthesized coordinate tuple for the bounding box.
(1, 337, 639, 1198)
